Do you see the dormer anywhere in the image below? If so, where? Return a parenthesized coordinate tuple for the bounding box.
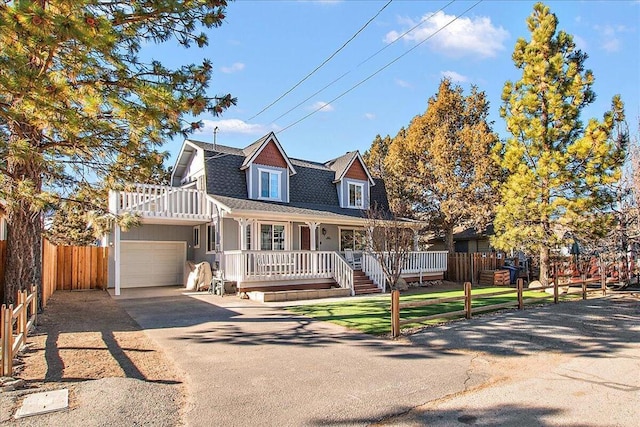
(171, 140, 207, 190)
(240, 132, 296, 203)
(326, 151, 375, 210)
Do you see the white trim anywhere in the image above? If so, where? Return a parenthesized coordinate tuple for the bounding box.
(206, 223, 217, 254)
(257, 168, 283, 201)
(114, 224, 121, 296)
(171, 140, 204, 186)
(193, 225, 200, 249)
(347, 182, 364, 209)
(240, 132, 297, 175)
(257, 221, 288, 251)
(335, 151, 375, 185)
(0, 216, 6, 241)
(338, 226, 366, 252)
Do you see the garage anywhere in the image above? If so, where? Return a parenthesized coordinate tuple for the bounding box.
(120, 241, 186, 288)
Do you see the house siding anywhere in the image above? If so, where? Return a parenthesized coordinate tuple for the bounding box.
(344, 159, 368, 181)
(222, 217, 239, 251)
(249, 165, 289, 202)
(339, 178, 370, 209)
(107, 224, 194, 287)
(254, 140, 288, 168)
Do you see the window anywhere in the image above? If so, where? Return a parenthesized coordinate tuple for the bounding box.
(340, 229, 366, 251)
(206, 224, 217, 253)
(193, 226, 200, 249)
(260, 224, 285, 250)
(348, 183, 363, 208)
(259, 169, 281, 200)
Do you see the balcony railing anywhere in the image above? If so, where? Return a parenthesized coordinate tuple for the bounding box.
(109, 184, 214, 221)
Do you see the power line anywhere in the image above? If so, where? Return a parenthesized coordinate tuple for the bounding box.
(247, 0, 394, 122)
(268, 0, 456, 125)
(276, 0, 484, 135)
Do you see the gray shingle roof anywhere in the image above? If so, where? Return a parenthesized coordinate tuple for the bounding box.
(187, 138, 391, 220)
(325, 151, 358, 182)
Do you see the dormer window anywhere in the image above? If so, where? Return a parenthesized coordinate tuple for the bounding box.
(348, 182, 364, 208)
(259, 169, 281, 200)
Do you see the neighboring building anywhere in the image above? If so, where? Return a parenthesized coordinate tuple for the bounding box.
(428, 224, 495, 253)
(108, 133, 447, 297)
(0, 202, 6, 241)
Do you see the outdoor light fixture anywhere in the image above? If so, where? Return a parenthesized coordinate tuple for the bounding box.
(322, 228, 327, 236)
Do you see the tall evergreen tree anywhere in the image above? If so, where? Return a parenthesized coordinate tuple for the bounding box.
(492, 2, 627, 285)
(387, 79, 500, 252)
(0, 1, 235, 304)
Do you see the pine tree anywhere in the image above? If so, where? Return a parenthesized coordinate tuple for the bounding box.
(0, 1, 235, 304)
(387, 79, 500, 252)
(492, 2, 627, 286)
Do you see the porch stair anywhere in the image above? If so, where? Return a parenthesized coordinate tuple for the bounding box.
(353, 270, 381, 295)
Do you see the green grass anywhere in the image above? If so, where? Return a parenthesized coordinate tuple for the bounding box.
(286, 286, 577, 335)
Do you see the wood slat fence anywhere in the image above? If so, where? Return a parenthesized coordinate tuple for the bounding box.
(447, 252, 505, 283)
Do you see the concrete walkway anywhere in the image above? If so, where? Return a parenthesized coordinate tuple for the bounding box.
(113, 287, 640, 427)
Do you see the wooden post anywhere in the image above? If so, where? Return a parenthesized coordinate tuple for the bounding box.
(391, 290, 400, 338)
(1, 304, 6, 376)
(464, 282, 472, 319)
(517, 278, 524, 310)
(553, 263, 559, 304)
(18, 291, 25, 338)
(582, 274, 587, 300)
(2, 304, 13, 376)
(31, 285, 37, 327)
(601, 273, 606, 297)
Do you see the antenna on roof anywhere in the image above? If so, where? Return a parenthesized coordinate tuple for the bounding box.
(213, 126, 219, 150)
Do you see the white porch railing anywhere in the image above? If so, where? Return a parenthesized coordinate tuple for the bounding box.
(224, 251, 355, 294)
(403, 251, 448, 273)
(362, 252, 385, 292)
(109, 184, 214, 221)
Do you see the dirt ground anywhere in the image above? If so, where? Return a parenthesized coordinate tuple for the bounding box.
(0, 289, 185, 425)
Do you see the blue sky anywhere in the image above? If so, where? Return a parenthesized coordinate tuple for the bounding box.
(150, 0, 640, 166)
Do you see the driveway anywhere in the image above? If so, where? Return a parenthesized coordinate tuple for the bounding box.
(113, 287, 640, 426)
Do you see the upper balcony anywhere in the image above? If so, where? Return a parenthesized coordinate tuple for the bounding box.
(109, 184, 215, 225)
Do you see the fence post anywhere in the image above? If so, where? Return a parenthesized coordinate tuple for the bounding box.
(31, 285, 37, 327)
(2, 304, 13, 376)
(601, 273, 606, 297)
(553, 263, 559, 304)
(582, 274, 587, 300)
(1, 305, 5, 376)
(18, 291, 25, 338)
(464, 282, 472, 319)
(391, 290, 400, 338)
(517, 278, 524, 310)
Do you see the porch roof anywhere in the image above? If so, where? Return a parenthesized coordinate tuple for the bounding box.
(211, 194, 372, 225)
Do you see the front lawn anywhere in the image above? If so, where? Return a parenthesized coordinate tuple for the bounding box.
(286, 286, 574, 335)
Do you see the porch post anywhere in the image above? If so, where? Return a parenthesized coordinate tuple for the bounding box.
(235, 218, 253, 251)
(304, 221, 320, 250)
(114, 223, 121, 296)
(413, 229, 419, 251)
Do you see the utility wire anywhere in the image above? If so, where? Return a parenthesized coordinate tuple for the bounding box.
(248, 0, 394, 122)
(268, 0, 456, 125)
(276, 0, 483, 135)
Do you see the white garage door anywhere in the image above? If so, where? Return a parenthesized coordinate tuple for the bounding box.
(121, 241, 186, 288)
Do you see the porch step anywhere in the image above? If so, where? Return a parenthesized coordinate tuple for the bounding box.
(352, 270, 382, 295)
(238, 282, 337, 293)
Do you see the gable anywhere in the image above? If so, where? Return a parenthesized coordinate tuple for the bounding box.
(253, 140, 289, 168)
(344, 158, 368, 181)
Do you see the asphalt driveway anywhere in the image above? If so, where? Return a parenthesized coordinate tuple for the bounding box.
(113, 287, 640, 427)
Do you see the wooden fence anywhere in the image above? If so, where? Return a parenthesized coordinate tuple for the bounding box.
(44, 240, 109, 291)
(447, 252, 505, 283)
(1, 285, 37, 376)
(391, 276, 607, 337)
(0, 240, 108, 307)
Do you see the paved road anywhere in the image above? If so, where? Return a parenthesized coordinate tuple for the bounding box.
(114, 288, 640, 427)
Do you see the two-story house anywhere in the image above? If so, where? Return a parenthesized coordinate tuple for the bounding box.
(107, 132, 447, 298)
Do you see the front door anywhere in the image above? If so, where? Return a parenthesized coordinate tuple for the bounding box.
(300, 226, 311, 250)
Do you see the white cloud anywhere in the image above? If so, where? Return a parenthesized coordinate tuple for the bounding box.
(364, 113, 376, 120)
(573, 35, 588, 51)
(308, 101, 335, 113)
(395, 78, 413, 88)
(219, 62, 245, 74)
(440, 70, 469, 83)
(384, 11, 509, 58)
(195, 119, 279, 135)
(593, 24, 631, 53)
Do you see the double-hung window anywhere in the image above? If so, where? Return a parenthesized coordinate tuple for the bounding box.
(348, 183, 364, 208)
(206, 224, 217, 253)
(259, 169, 281, 200)
(193, 226, 200, 249)
(260, 224, 285, 250)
